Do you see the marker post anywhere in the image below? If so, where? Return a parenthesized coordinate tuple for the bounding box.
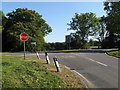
(53, 57, 61, 72)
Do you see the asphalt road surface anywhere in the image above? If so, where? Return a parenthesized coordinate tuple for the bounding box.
(2, 50, 119, 88)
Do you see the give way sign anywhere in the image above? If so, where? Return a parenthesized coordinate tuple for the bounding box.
(20, 33, 29, 41)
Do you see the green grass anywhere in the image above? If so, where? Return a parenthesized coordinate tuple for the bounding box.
(44, 61, 85, 88)
(39, 49, 89, 53)
(2, 56, 85, 88)
(2, 56, 64, 88)
(39, 49, 79, 52)
(42, 46, 99, 52)
(47, 49, 81, 52)
(107, 50, 120, 58)
(90, 46, 99, 49)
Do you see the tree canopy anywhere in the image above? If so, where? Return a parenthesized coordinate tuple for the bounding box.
(103, 2, 120, 49)
(67, 12, 100, 48)
(0, 10, 5, 26)
(67, 13, 100, 41)
(2, 8, 52, 51)
(104, 2, 120, 34)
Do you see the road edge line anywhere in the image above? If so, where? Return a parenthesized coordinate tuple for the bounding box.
(64, 66, 96, 89)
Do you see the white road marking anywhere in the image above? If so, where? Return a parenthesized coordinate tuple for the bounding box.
(72, 53, 108, 67)
(96, 61, 108, 67)
(64, 66, 95, 88)
(86, 57, 108, 67)
(72, 70, 96, 88)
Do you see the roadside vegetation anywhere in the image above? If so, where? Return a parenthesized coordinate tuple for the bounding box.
(2, 56, 85, 89)
(107, 50, 120, 58)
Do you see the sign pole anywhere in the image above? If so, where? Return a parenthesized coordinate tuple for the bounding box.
(24, 41, 25, 60)
(20, 33, 29, 60)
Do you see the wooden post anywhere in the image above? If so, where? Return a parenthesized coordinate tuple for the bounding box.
(53, 56, 61, 72)
(45, 52, 50, 64)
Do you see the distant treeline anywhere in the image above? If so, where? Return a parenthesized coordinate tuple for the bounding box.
(44, 41, 100, 51)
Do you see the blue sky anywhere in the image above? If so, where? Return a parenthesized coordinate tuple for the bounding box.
(2, 2, 106, 42)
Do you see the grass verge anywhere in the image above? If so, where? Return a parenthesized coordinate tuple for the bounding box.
(2, 56, 85, 89)
(107, 50, 120, 58)
(90, 46, 99, 49)
(44, 61, 85, 88)
(40, 46, 99, 52)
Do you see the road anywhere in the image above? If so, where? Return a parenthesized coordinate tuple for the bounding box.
(2, 50, 119, 88)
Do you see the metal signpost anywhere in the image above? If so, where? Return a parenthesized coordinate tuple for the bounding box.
(65, 35, 72, 50)
(31, 42, 40, 59)
(20, 33, 29, 60)
(31, 42, 36, 52)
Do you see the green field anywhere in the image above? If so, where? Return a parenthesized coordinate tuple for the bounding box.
(2, 56, 85, 88)
(107, 50, 120, 58)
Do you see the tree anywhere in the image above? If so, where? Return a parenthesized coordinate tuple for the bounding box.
(0, 10, 4, 26)
(95, 16, 108, 48)
(2, 8, 52, 51)
(47, 42, 67, 50)
(0, 10, 7, 26)
(104, 2, 120, 49)
(67, 12, 100, 49)
(97, 17, 107, 42)
(89, 39, 94, 46)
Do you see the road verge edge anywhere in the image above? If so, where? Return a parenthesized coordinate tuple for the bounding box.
(64, 66, 96, 89)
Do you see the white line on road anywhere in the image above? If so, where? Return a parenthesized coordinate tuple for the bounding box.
(64, 66, 96, 88)
(72, 70, 96, 88)
(96, 61, 108, 66)
(86, 57, 108, 67)
(73, 53, 108, 67)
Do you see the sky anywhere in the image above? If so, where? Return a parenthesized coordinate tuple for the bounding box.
(2, 2, 106, 43)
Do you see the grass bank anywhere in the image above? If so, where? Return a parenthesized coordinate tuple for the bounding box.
(107, 50, 120, 58)
(2, 56, 85, 89)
